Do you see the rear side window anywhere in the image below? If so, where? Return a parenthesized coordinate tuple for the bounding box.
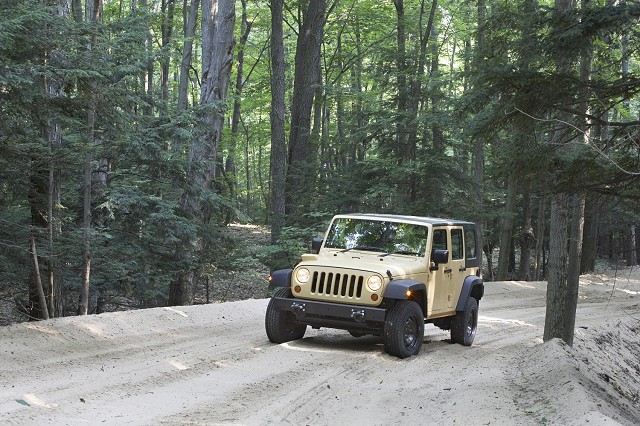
(464, 227, 477, 260)
(451, 229, 463, 260)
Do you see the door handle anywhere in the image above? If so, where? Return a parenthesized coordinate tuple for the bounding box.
(459, 266, 466, 272)
(444, 268, 452, 273)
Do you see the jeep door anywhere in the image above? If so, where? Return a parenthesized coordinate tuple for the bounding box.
(430, 226, 466, 315)
(429, 227, 450, 314)
(448, 227, 466, 310)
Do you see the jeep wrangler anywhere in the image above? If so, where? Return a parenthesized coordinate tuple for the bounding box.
(265, 214, 484, 358)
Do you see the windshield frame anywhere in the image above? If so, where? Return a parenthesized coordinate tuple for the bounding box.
(323, 217, 429, 257)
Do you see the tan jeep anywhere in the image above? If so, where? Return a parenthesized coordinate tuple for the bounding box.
(265, 213, 484, 358)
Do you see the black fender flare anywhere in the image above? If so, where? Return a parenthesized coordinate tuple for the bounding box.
(455, 276, 484, 312)
(268, 268, 292, 289)
(383, 279, 427, 316)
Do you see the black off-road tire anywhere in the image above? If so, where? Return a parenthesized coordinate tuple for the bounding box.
(265, 288, 307, 343)
(383, 300, 424, 358)
(451, 297, 478, 346)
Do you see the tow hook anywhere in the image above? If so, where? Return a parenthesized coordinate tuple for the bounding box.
(291, 302, 306, 316)
(351, 309, 366, 323)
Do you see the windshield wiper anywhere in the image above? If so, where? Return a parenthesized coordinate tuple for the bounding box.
(340, 245, 384, 253)
(379, 250, 421, 257)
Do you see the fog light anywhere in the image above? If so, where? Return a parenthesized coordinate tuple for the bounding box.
(406, 290, 412, 297)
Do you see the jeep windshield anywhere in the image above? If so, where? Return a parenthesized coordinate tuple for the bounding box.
(324, 218, 428, 257)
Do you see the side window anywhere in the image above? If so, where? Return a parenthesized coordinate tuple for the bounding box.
(464, 227, 477, 260)
(432, 229, 448, 252)
(451, 229, 463, 260)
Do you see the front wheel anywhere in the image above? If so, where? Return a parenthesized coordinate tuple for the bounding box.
(265, 288, 307, 343)
(383, 301, 424, 359)
(451, 297, 478, 346)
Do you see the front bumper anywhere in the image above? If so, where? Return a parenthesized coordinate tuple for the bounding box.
(272, 296, 387, 332)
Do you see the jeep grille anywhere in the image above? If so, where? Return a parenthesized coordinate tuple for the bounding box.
(310, 271, 364, 299)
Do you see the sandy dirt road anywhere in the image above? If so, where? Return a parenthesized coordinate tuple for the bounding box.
(1, 271, 639, 425)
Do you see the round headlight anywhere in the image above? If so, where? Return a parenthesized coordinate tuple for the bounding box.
(295, 268, 310, 284)
(367, 275, 383, 292)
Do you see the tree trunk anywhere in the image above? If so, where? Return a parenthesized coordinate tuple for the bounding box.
(472, 0, 487, 276)
(79, 0, 102, 316)
(269, 0, 286, 243)
(580, 197, 599, 273)
(534, 195, 547, 281)
(170, 0, 235, 306)
(564, 194, 585, 346)
(543, 0, 579, 343)
(519, 185, 533, 280)
(544, 192, 570, 341)
(160, 0, 176, 110)
(29, 237, 49, 320)
(225, 0, 251, 222)
(177, 0, 200, 111)
(393, 0, 407, 160)
(285, 0, 326, 215)
(496, 179, 516, 281)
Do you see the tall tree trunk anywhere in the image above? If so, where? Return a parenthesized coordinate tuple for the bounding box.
(393, 0, 407, 161)
(580, 197, 599, 273)
(496, 179, 516, 281)
(519, 185, 533, 280)
(225, 0, 251, 222)
(269, 0, 286, 243)
(141, 0, 154, 116)
(160, 0, 176, 111)
(564, 194, 585, 345)
(170, 0, 235, 306)
(471, 0, 486, 274)
(78, 0, 102, 316)
(544, 0, 588, 345)
(285, 0, 326, 215)
(534, 195, 547, 280)
(544, 192, 570, 341)
(177, 0, 200, 111)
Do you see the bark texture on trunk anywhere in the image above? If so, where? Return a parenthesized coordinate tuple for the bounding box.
(170, 0, 235, 306)
(285, 0, 326, 215)
(270, 0, 286, 243)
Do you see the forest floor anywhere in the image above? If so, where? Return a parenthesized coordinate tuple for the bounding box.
(1, 266, 639, 425)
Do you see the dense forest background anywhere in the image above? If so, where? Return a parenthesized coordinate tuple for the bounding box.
(1, 0, 639, 326)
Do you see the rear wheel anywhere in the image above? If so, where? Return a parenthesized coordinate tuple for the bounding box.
(265, 288, 307, 343)
(383, 301, 424, 358)
(451, 297, 478, 346)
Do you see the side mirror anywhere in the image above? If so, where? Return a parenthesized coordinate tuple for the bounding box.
(311, 237, 323, 254)
(431, 249, 449, 265)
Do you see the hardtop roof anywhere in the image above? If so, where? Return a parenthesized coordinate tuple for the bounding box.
(333, 213, 476, 227)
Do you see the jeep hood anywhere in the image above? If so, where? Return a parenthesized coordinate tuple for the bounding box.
(297, 251, 425, 279)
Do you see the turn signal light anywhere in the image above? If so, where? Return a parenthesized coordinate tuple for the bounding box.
(294, 285, 301, 293)
(371, 294, 379, 301)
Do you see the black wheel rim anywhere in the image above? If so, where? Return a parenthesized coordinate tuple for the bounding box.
(403, 314, 419, 350)
(465, 307, 477, 340)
